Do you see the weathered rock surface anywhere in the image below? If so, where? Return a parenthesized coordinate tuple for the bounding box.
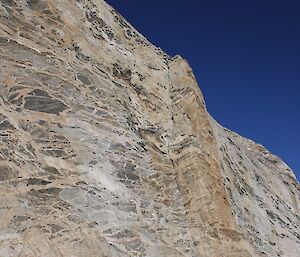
(0, 1, 299, 256)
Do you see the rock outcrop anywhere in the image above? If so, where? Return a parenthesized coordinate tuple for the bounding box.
(0, 1, 299, 256)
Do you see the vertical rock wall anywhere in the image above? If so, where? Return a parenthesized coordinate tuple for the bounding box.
(0, 0, 299, 256)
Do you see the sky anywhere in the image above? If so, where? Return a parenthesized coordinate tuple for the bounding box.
(106, 0, 300, 180)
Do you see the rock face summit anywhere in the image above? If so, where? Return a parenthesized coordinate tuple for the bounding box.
(0, 1, 299, 256)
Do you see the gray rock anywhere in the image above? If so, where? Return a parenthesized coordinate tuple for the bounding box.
(0, 1, 298, 257)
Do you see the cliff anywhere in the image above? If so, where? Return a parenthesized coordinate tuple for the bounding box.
(0, 1, 299, 256)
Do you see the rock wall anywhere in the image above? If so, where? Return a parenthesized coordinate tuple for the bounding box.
(0, 0, 299, 256)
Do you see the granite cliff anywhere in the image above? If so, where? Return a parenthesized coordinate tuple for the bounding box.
(0, 1, 299, 256)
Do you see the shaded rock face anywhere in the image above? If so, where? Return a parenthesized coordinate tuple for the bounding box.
(0, 0, 299, 256)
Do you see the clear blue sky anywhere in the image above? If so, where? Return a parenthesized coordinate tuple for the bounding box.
(106, 0, 300, 180)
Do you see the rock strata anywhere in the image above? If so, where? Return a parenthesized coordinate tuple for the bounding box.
(0, 0, 299, 256)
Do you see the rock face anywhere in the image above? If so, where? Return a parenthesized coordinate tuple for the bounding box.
(0, 1, 299, 256)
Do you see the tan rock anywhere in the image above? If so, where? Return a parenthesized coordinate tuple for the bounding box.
(0, 1, 299, 256)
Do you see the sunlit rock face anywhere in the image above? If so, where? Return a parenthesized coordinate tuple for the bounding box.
(0, 1, 299, 256)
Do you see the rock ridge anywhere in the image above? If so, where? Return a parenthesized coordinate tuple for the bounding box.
(0, 0, 299, 257)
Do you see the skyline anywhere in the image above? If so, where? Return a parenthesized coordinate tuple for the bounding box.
(106, 0, 300, 180)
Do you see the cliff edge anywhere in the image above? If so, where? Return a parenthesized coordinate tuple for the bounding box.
(0, 1, 299, 256)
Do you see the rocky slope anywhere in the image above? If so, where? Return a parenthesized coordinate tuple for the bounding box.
(0, 0, 299, 256)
